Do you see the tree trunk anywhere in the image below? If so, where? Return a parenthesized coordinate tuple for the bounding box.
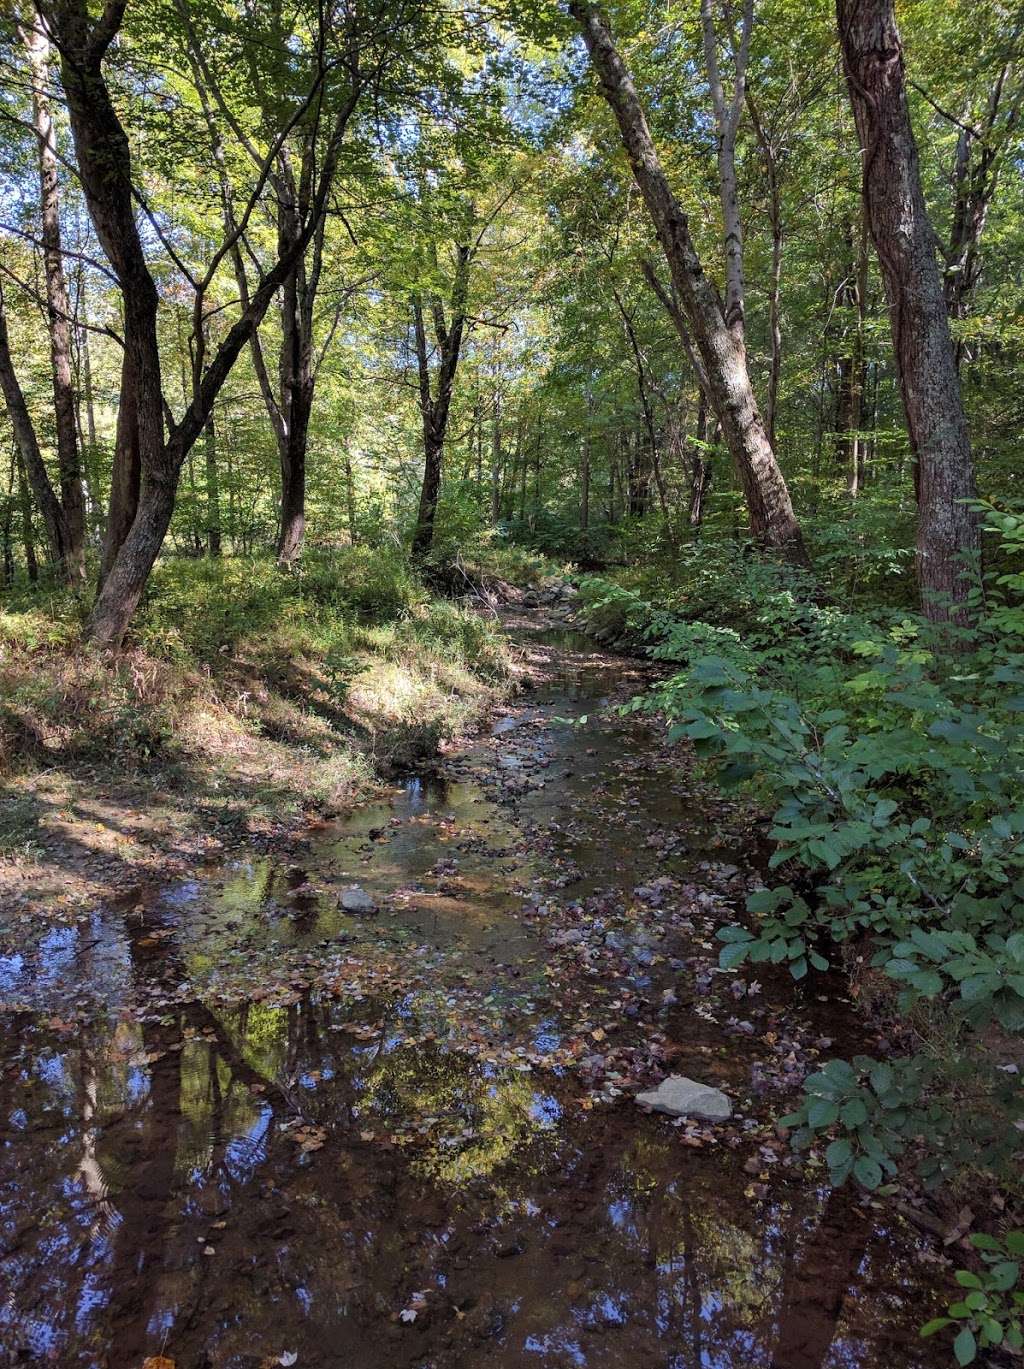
(44, 0, 359, 643)
(689, 402, 713, 529)
(78, 318, 104, 534)
(746, 91, 783, 445)
(273, 185, 317, 567)
(276, 382, 311, 565)
(203, 416, 221, 556)
(412, 428, 444, 559)
(2, 454, 14, 586)
(571, 0, 807, 563)
(627, 430, 652, 517)
(490, 391, 502, 523)
(100, 352, 141, 585)
(344, 448, 357, 542)
(837, 0, 980, 625)
(16, 449, 39, 582)
(22, 11, 86, 581)
(0, 288, 72, 572)
(580, 430, 590, 532)
(410, 244, 470, 558)
(700, 0, 754, 352)
(944, 64, 1021, 368)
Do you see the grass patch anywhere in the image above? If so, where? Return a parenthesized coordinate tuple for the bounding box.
(0, 550, 516, 875)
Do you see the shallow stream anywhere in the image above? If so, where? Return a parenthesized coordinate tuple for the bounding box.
(0, 618, 945, 1368)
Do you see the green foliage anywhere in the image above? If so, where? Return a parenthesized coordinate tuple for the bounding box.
(137, 547, 426, 663)
(779, 1054, 934, 1189)
(922, 1232, 1024, 1365)
(579, 541, 1024, 1194)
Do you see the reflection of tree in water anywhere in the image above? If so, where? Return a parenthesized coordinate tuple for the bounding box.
(0, 915, 937, 1368)
(358, 1040, 556, 1184)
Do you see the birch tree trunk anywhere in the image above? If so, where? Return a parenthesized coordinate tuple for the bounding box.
(837, 0, 980, 625)
(570, 0, 806, 563)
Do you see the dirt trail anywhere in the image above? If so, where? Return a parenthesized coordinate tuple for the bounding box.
(0, 614, 944, 1367)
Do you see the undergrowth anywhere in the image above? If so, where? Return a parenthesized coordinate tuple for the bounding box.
(0, 547, 515, 853)
(575, 507, 1024, 1365)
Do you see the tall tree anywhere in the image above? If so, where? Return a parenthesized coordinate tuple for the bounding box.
(837, 0, 980, 625)
(178, 2, 344, 568)
(39, 0, 363, 644)
(0, 281, 71, 570)
(411, 241, 471, 558)
(19, 7, 86, 581)
(569, 0, 807, 563)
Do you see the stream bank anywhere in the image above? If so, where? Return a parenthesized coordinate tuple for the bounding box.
(1, 613, 946, 1367)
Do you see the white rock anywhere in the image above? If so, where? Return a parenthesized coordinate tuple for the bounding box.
(635, 1075, 732, 1121)
(340, 886, 376, 914)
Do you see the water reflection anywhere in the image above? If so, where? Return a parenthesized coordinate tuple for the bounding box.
(2, 985, 937, 1368)
(0, 624, 942, 1366)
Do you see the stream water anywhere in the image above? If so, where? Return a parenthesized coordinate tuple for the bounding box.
(0, 617, 947, 1368)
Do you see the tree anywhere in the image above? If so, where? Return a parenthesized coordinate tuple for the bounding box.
(178, 0, 357, 568)
(568, 0, 807, 563)
(19, 6, 85, 581)
(0, 280, 72, 570)
(39, 0, 364, 644)
(837, 0, 980, 625)
(411, 241, 471, 558)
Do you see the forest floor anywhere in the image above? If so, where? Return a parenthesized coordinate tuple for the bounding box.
(0, 596, 514, 924)
(0, 606, 951, 1368)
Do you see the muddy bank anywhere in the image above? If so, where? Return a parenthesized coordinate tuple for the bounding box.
(0, 617, 945, 1367)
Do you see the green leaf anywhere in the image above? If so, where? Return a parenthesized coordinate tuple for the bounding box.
(719, 942, 751, 970)
(989, 1261, 1019, 1292)
(953, 1327, 977, 1365)
(841, 1098, 868, 1127)
(920, 1317, 954, 1337)
(869, 1063, 894, 1096)
(853, 1155, 882, 1190)
(808, 1098, 839, 1127)
(825, 1138, 852, 1168)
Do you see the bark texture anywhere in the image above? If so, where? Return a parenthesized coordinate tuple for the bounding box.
(571, 0, 806, 562)
(837, 0, 980, 624)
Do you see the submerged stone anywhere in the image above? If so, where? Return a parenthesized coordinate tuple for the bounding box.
(340, 886, 377, 914)
(635, 1075, 732, 1121)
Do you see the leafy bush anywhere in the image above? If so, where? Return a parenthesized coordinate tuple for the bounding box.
(578, 506, 1024, 1203)
(922, 1232, 1024, 1364)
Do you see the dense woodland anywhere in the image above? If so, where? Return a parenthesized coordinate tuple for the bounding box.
(2, 0, 1024, 1363)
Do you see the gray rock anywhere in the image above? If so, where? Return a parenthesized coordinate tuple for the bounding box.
(551, 928, 587, 947)
(340, 886, 377, 914)
(635, 1075, 732, 1122)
